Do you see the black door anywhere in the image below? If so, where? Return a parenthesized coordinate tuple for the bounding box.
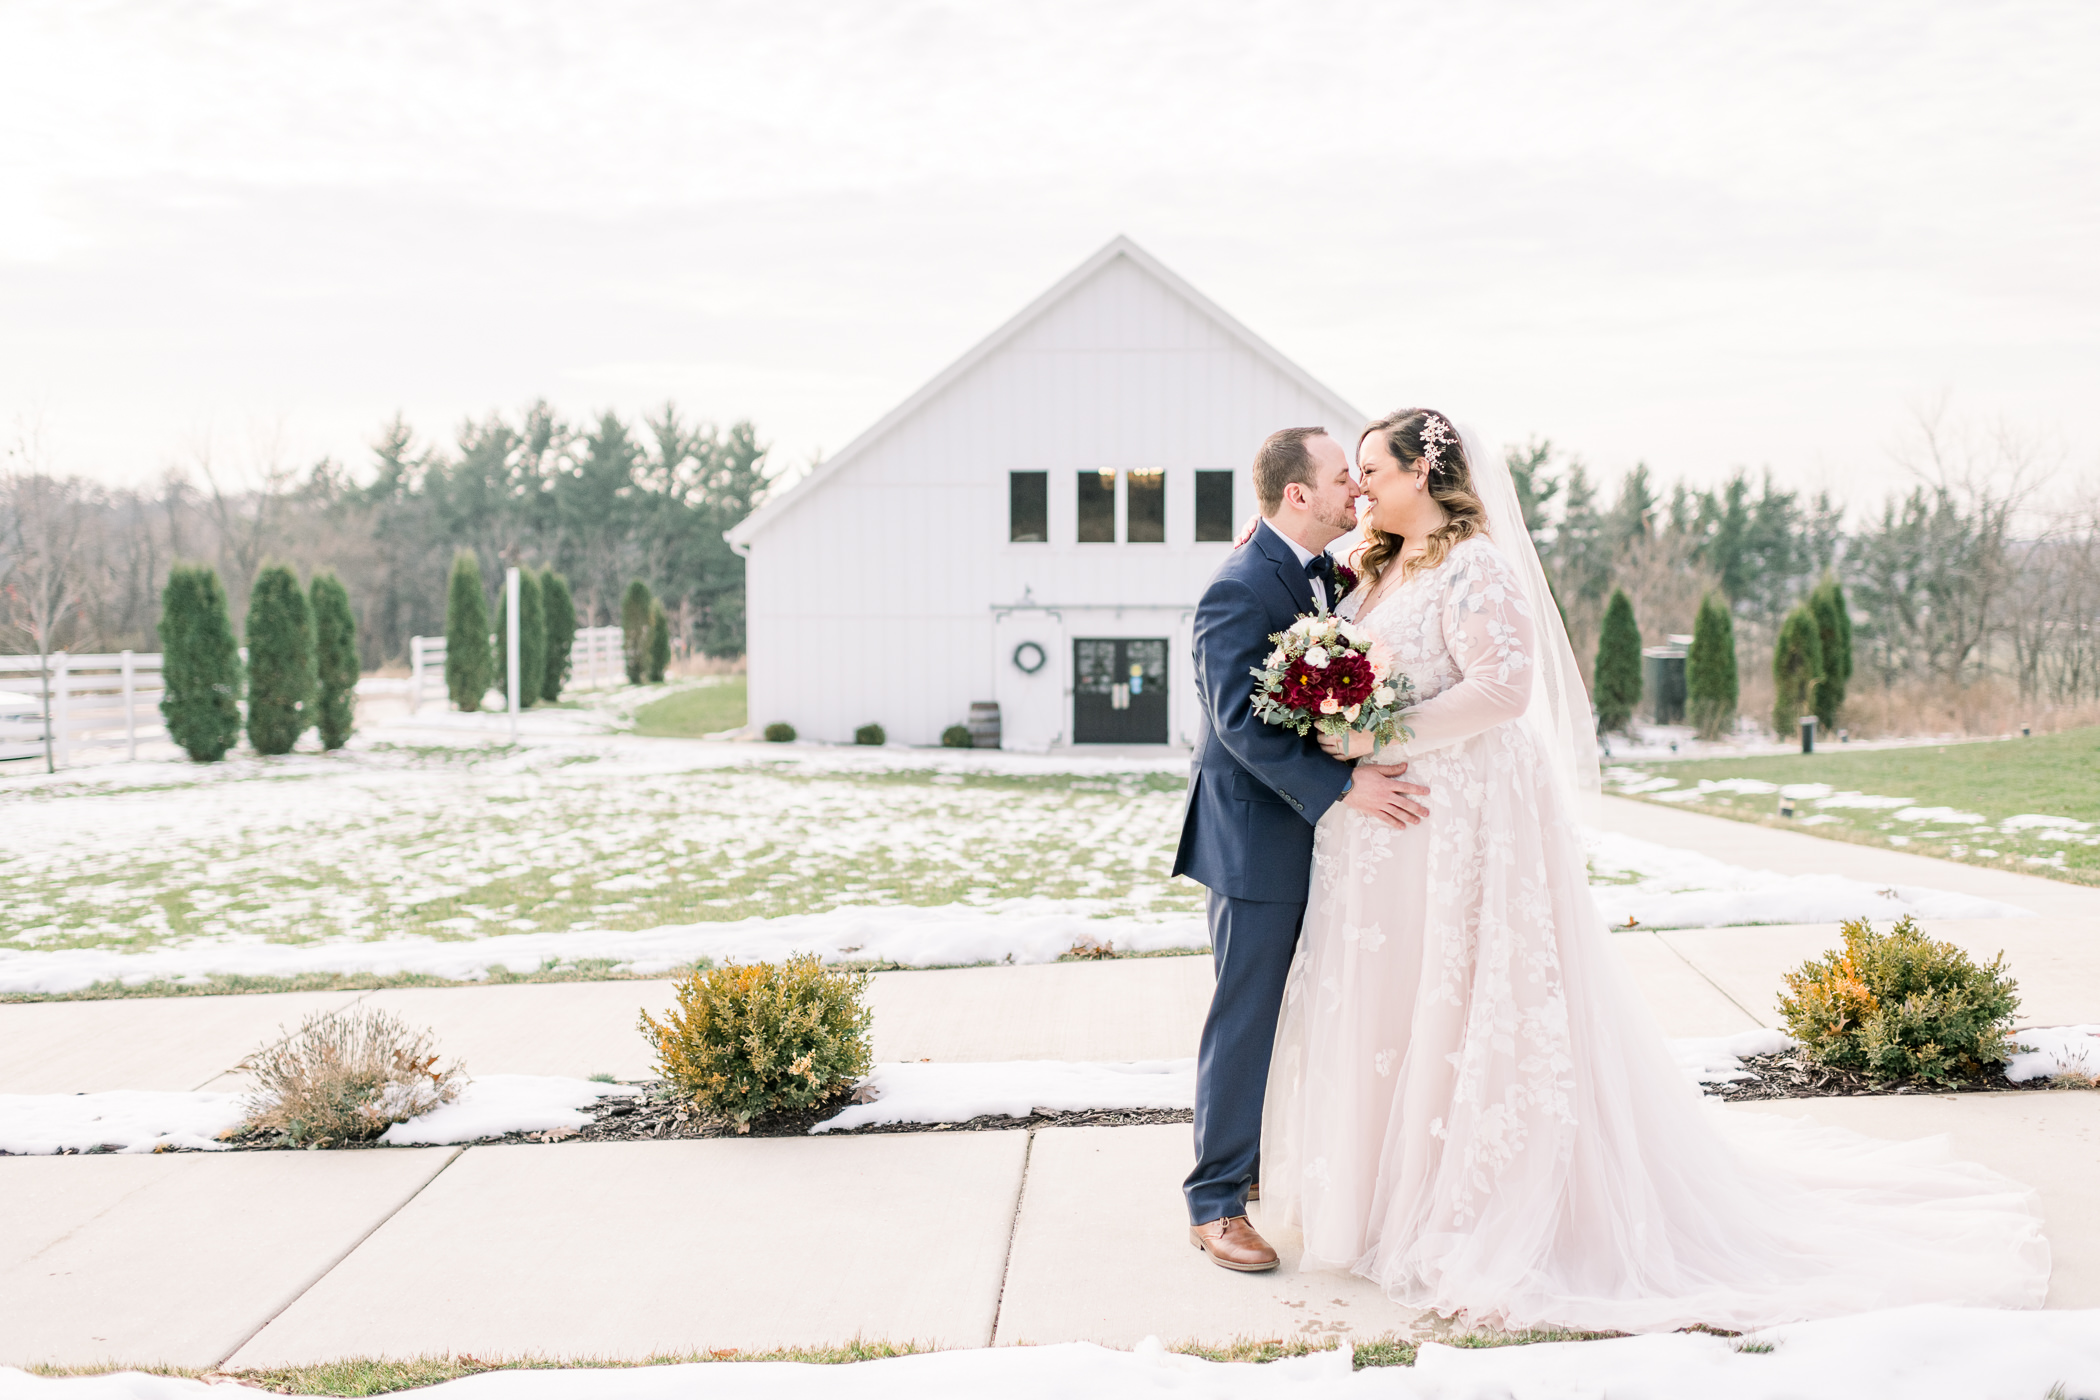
(1073, 638, 1168, 744)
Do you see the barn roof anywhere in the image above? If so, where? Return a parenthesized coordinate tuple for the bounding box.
(725, 234, 1365, 550)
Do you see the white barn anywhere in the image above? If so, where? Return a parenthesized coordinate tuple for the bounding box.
(727, 236, 1366, 751)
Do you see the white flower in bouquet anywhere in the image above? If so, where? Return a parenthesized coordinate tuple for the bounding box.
(1319, 697, 1340, 714)
(1344, 703, 1361, 722)
(1374, 684, 1396, 706)
(1265, 647, 1285, 667)
(1304, 645, 1330, 668)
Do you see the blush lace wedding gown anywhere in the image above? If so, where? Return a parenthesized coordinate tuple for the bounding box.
(1261, 533, 2050, 1332)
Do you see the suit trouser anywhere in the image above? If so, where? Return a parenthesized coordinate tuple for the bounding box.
(1183, 890, 1306, 1224)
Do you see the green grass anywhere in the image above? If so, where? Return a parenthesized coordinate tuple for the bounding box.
(1608, 726, 2100, 885)
(29, 1327, 1639, 1392)
(631, 678, 746, 737)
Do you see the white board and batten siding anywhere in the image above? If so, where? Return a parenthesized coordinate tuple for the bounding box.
(730, 236, 1365, 751)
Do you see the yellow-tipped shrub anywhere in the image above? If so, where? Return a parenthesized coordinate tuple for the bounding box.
(640, 956, 872, 1131)
(1779, 915, 2019, 1084)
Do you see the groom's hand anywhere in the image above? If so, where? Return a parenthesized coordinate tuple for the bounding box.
(1341, 763, 1430, 829)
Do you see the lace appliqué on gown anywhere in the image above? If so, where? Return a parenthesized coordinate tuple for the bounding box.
(1261, 536, 2047, 1332)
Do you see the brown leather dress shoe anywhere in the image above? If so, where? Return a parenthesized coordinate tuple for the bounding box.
(1190, 1214, 1279, 1272)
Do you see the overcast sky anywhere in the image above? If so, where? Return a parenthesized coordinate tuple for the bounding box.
(3, 1, 2095, 509)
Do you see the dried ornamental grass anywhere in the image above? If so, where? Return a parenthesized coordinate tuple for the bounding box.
(240, 1008, 463, 1145)
(639, 955, 872, 1132)
(1779, 915, 2020, 1084)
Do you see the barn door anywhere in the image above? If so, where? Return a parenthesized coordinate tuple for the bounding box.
(1073, 638, 1168, 744)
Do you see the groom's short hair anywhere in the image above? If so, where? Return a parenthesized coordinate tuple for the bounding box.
(1252, 427, 1330, 515)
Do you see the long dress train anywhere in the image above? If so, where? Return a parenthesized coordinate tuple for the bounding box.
(1261, 534, 2048, 1332)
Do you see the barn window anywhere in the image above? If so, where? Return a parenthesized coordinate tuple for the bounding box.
(1127, 471, 1164, 542)
(1077, 470, 1116, 542)
(1195, 471, 1235, 541)
(1009, 472, 1048, 542)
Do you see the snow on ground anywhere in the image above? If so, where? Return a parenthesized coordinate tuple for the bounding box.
(2007, 1025, 2100, 1083)
(6, 1306, 2100, 1398)
(1582, 830, 2032, 928)
(812, 1058, 1197, 1132)
(1667, 1029, 1798, 1086)
(0, 1075, 636, 1155)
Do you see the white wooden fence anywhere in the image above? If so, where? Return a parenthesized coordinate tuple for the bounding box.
(0, 652, 167, 766)
(406, 626, 625, 712)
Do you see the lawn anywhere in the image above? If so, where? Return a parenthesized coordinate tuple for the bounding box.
(631, 677, 746, 737)
(1606, 726, 2100, 884)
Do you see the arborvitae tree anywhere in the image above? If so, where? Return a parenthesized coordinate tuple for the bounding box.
(621, 579, 652, 684)
(1686, 591, 1739, 740)
(246, 562, 316, 756)
(1592, 588, 1643, 734)
(158, 563, 243, 762)
(310, 571, 359, 751)
(540, 570, 576, 702)
(1809, 574, 1853, 729)
(1772, 603, 1825, 738)
(647, 599, 671, 683)
(445, 551, 493, 711)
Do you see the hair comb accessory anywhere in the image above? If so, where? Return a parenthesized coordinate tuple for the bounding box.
(1419, 412, 1455, 476)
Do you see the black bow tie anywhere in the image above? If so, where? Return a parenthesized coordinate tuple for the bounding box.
(1304, 555, 1333, 583)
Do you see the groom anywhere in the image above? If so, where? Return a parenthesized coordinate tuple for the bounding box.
(1173, 425, 1429, 1272)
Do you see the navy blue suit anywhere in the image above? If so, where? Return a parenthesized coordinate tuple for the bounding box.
(1172, 520, 1352, 1224)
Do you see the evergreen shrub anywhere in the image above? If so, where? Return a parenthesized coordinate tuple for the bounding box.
(540, 570, 576, 702)
(1592, 588, 1643, 734)
(1685, 592, 1738, 739)
(239, 1007, 462, 1146)
(1809, 574, 1853, 730)
(764, 721, 796, 742)
(1771, 603, 1824, 737)
(854, 723, 886, 746)
(647, 599, 670, 683)
(639, 955, 873, 1132)
(1779, 915, 2019, 1084)
(621, 580, 653, 683)
(309, 571, 359, 751)
(158, 563, 243, 762)
(445, 551, 493, 711)
(246, 562, 316, 756)
(941, 723, 974, 748)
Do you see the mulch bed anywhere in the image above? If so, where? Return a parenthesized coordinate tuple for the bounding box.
(205, 1084, 1192, 1152)
(1706, 1047, 2056, 1102)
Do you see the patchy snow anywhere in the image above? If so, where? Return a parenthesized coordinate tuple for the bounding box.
(2007, 1025, 2100, 1083)
(1668, 1029, 1798, 1087)
(1583, 831, 2031, 929)
(1894, 806, 1989, 826)
(0, 1075, 637, 1155)
(6, 1306, 2100, 1397)
(0, 1090, 244, 1156)
(813, 1059, 1196, 1133)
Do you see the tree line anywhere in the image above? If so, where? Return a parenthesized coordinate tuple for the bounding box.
(0, 401, 768, 671)
(1509, 410, 2099, 737)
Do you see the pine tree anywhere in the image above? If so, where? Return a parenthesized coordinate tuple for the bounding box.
(647, 599, 671, 683)
(621, 579, 652, 684)
(1593, 588, 1643, 734)
(309, 571, 359, 751)
(1772, 603, 1825, 738)
(1809, 574, 1853, 729)
(1686, 591, 1739, 740)
(445, 550, 493, 711)
(540, 570, 576, 702)
(158, 563, 243, 762)
(246, 562, 316, 756)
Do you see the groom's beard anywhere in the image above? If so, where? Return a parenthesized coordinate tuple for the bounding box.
(1316, 500, 1361, 537)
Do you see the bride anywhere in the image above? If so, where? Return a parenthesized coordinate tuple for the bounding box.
(1259, 407, 2050, 1332)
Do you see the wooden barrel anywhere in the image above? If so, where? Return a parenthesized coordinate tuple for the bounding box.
(966, 701, 1002, 750)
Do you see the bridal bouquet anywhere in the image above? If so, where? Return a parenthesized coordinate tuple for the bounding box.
(1248, 607, 1415, 748)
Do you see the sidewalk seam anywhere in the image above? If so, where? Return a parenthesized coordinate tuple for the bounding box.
(1653, 932, 1768, 1028)
(986, 1128, 1035, 1348)
(212, 1143, 466, 1368)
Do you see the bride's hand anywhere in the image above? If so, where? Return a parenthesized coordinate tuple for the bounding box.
(1319, 730, 1367, 760)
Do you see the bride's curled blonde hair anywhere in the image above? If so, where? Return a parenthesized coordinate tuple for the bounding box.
(1357, 408, 1489, 589)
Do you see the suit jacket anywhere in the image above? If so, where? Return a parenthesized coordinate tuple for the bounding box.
(1172, 522, 1353, 902)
